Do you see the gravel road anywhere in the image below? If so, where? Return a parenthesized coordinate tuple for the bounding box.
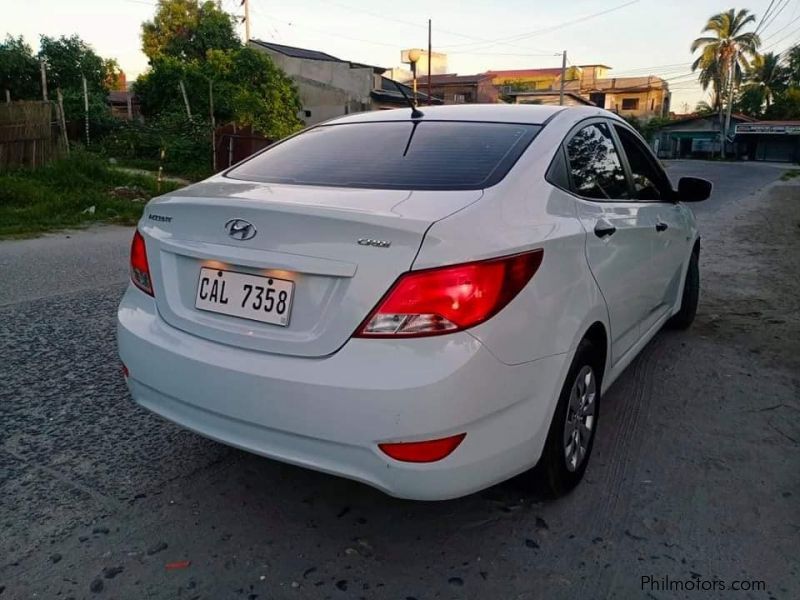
(1, 161, 798, 599)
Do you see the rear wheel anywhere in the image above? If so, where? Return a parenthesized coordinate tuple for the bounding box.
(528, 340, 601, 497)
(667, 249, 699, 330)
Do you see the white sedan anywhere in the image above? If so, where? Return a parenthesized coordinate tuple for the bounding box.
(117, 104, 710, 500)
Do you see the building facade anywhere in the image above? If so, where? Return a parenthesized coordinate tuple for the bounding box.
(653, 113, 755, 158)
(734, 121, 800, 162)
(250, 40, 384, 125)
(416, 73, 499, 104)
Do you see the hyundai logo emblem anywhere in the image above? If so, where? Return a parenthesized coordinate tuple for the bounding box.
(225, 218, 257, 241)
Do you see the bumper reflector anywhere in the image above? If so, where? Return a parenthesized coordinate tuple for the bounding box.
(378, 433, 466, 463)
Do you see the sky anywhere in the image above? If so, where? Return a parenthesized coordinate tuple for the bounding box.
(4, 0, 800, 113)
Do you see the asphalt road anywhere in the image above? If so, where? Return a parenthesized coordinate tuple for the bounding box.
(1, 161, 798, 599)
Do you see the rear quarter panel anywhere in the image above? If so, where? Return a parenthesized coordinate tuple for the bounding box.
(413, 120, 608, 366)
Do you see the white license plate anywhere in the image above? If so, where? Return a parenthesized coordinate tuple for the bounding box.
(195, 267, 294, 326)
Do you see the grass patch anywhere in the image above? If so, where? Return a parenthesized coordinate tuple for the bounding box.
(0, 152, 183, 238)
(780, 169, 800, 181)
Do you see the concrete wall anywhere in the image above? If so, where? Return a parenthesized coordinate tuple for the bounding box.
(251, 43, 377, 125)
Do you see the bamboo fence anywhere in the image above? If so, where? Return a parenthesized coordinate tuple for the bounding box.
(0, 101, 64, 171)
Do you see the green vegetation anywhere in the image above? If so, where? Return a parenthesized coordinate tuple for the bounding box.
(2, 0, 303, 180)
(135, 0, 303, 141)
(0, 34, 120, 135)
(689, 8, 800, 121)
(691, 9, 760, 113)
(780, 169, 800, 181)
(0, 152, 182, 238)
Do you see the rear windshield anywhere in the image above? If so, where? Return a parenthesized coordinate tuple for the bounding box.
(226, 120, 542, 190)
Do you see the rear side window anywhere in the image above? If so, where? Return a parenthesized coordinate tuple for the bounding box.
(226, 121, 541, 190)
(566, 122, 629, 200)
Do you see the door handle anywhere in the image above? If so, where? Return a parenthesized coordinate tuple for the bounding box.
(594, 221, 616, 238)
(655, 222, 668, 232)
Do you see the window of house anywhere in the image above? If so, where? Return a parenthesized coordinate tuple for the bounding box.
(614, 125, 670, 201)
(621, 98, 639, 110)
(453, 93, 466, 104)
(565, 122, 629, 200)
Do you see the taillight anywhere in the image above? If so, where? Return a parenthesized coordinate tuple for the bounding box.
(130, 230, 154, 296)
(379, 433, 466, 463)
(354, 249, 543, 338)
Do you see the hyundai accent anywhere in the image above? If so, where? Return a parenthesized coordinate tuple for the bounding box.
(117, 104, 711, 500)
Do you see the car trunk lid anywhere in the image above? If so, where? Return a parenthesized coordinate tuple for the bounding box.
(140, 178, 482, 357)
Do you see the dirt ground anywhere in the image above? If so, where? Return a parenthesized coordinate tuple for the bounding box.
(0, 166, 798, 599)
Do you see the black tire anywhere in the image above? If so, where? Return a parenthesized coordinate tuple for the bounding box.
(527, 339, 601, 497)
(667, 249, 699, 330)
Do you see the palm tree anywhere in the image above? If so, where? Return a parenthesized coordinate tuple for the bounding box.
(743, 52, 788, 113)
(691, 8, 761, 112)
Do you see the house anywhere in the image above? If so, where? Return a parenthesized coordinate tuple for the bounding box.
(371, 76, 443, 110)
(415, 73, 499, 104)
(250, 40, 385, 124)
(558, 65, 670, 120)
(107, 90, 140, 120)
(653, 112, 756, 158)
(734, 121, 800, 162)
(506, 90, 594, 107)
(486, 67, 578, 94)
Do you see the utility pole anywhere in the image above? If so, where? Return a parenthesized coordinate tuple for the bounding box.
(242, 0, 251, 42)
(82, 75, 90, 147)
(559, 50, 567, 106)
(57, 88, 69, 156)
(40, 61, 48, 102)
(209, 79, 216, 171)
(179, 80, 192, 120)
(427, 19, 432, 106)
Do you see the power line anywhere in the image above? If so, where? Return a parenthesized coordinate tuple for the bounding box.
(755, 0, 779, 35)
(437, 0, 640, 51)
(758, 0, 793, 38)
(762, 22, 800, 50)
(249, 8, 399, 48)
(312, 0, 561, 54)
(761, 3, 800, 41)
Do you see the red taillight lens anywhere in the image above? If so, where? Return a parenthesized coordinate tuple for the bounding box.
(379, 433, 466, 463)
(355, 249, 543, 338)
(130, 230, 154, 296)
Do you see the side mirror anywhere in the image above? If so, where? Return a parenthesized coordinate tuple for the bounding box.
(677, 176, 712, 202)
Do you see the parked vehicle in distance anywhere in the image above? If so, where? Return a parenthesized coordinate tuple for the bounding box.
(118, 104, 711, 500)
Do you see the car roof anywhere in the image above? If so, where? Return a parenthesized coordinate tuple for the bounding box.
(328, 104, 609, 126)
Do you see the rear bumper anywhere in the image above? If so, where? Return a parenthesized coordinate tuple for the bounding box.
(117, 286, 568, 500)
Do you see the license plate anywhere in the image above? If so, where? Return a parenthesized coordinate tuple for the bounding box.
(195, 267, 294, 326)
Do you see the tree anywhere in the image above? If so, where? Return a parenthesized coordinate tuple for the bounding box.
(694, 100, 715, 114)
(742, 52, 788, 114)
(38, 35, 108, 95)
(691, 8, 761, 113)
(0, 35, 40, 99)
(766, 87, 800, 120)
(134, 47, 302, 139)
(787, 44, 800, 87)
(141, 0, 239, 63)
(135, 0, 303, 139)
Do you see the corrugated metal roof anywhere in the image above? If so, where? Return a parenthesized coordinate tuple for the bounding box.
(250, 39, 344, 62)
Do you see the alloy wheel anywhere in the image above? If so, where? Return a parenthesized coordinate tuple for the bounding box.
(563, 365, 597, 472)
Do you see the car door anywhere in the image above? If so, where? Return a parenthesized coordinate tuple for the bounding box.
(612, 123, 690, 328)
(564, 119, 656, 364)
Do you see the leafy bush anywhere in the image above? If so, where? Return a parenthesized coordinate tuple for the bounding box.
(101, 112, 213, 180)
